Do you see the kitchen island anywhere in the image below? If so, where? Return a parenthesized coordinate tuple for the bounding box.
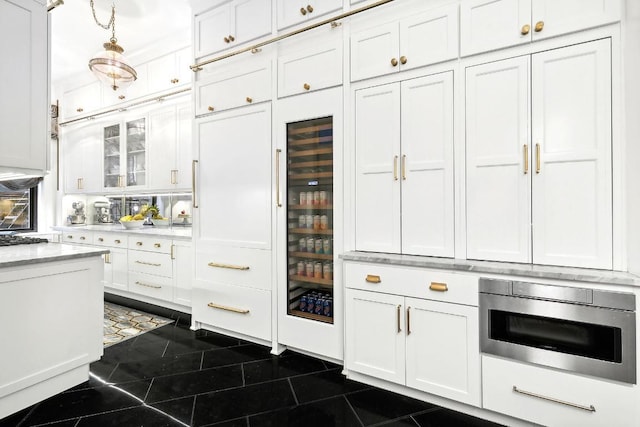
(0, 242, 108, 419)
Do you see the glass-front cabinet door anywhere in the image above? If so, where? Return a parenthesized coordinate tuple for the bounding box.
(102, 117, 147, 190)
(286, 116, 334, 324)
(103, 124, 121, 188)
(125, 118, 146, 187)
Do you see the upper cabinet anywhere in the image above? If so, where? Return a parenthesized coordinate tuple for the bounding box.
(63, 122, 102, 194)
(0, 0, 47, 173)
(144, 47, 192, 95)
(350, 4, 459, 82)
(276, 0, 342, 31)
(61, 81, 102, 121)
(102, 116, 148, 191)
(194, 0, 272, 59)
(460, 0, 621, 57)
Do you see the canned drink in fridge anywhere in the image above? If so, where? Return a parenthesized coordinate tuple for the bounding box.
(297, 261, 305, 276)
(306, 294, 316, 313)
(299, 238, 307, 252)
(322, 238, 331, 254)
(306, 261, 314, 277)
(313, 215, 321, 230)
(323, 262, 333, 280)
(313, 191, 320, 205)
(306, 237, 314, 253)
(306, 191, 313, 206)
(300, 191, 307, 205)
(320, 215, 328, 230)
(298, 215, 306, 228)
(314, 239, 323, 254)
(323, 298, 332, 317)
(299, 295, 307, 312)
(314, 262, 323, 278)
(314, 296, 324, 315)
(319, 191, 327, 205)
(305, 214, 314, 229)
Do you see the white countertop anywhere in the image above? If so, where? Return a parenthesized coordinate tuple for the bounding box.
(52, 224, 192, 240)
(0, 242, 108, 268)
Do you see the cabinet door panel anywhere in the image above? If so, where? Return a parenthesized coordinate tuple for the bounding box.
(460, 0, 531, 56)
(355, 84, 401, 253)
(175, 103, 193, 190)
(195, 104, 272, 250)
(531, 40, 612, 269)
(345, 289, 405, 385)
(350, 22, 399, 82)
(405, 298, 480, 406)
(532, 0, 621, 41)
(401, 72, 454, 257)
(148, 106, 177, 190)
(234, 0, 272, 44)
(194, 5, 230, 58)
(466, 56, 531, 263)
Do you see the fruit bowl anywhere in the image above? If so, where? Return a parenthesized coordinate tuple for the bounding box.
(152, 218, 170, 227)
(120, 219, 145, 229)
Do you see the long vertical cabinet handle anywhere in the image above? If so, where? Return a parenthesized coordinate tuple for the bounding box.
(393, 156, 399, 180)
(276, 149, 282, 207)
(192, 160, 199, 208)
(397, 305, 402, 333)
(401, 155, 407, 180)
(524, 144, 529, 174)
(536, 143, 541, 174)
(406, 306, 411, 335)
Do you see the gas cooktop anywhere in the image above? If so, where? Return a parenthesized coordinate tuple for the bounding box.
(0, 235, 48, 247)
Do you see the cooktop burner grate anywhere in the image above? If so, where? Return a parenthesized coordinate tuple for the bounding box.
(0, 235, 48, 246)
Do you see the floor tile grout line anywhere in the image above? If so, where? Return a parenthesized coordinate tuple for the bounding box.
(287, 377, 300, 405)
(343, 394, 366, 427)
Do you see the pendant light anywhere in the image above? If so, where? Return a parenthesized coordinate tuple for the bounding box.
(88, 0, 137, 91)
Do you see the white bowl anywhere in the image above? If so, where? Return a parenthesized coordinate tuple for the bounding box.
(120, 220, 145, 229)
(152, 218, 170, 227)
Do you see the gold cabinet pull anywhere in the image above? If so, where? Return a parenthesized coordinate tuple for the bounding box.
(136, 242, 143, 246)
(76, 107, 84, 113)
(208, 262, 250, 270)
(406, 306, 411, 335)
(393, 155, 399, 180)
(192, 159, 199, 208)
(171, 78, 179, 84)
(401, 154, 407, 180)
(399, 55, 407, 65)
(521, 24, 530, 35)
(114, 239, 121, 244)
(118, 95, 125, 100)
(135, 260, 162, 267)
(397, 305, 402, 333)
(429, 282, 448, 292)
(303, 83, 311, 91)
(300, 7, 307, 15)
(365, 274, 381, 283)
(66, 235, 73, 239)
(208, 106, 214, 112)
(512, 386, 596, 412)
(524, 144, 529, 174)
(536, 143, 541, 174)
(391, 57, 398, 67)
(224, 36, 230, 43)
(228, 35, 235, 42)
(135, 281, 162, 289)
(154, 243, 161, 248)
(306, 4, 313, 13)
(104, 253, 111, 264)
(534, 21, 544, 32)
(246, 96, 253, 103)
(276, 148, 282, 207)
(77, 178, 83, 190)
(170, 169, 177, 185)
(207, 302, 250, 314)
(98, 237, 104, 242)
(170, 244, 175, 260)
(80, 236, 86, 240)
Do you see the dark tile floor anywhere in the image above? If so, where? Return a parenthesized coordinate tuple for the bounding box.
(1, 308, 505, 427)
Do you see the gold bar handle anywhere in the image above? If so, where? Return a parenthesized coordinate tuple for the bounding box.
(393, 155, 399, 180)
(524, 144, 529, 174)
(170, 169, 177, 185)
(536, 143, 541, 174)
(208, 302, 250, 314)
(135, 281, 162, 289)
(276, 149, 282, 207)
(429, 282, 448, 292)
(397, 305, 402, 333)
(402, 154, 407, 180)
(192, 160, 199, 208)
(135, 260, 161, 267)
(208, 262, 250, 271)
(512, 386, 596, 412)
(365, 274, 381, 283)
(170, 244, 175, 260)
(104, 253, 111, 264)
(406, 306, 411, 335)
(154, 243, 161, 248)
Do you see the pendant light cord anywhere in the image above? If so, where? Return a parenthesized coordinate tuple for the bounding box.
(90, 0, 117, 43)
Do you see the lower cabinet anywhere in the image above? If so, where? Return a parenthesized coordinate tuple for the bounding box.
(345, 264, 481, 407)
(103, 247, 128, 292)
(128, 236, 174, 301)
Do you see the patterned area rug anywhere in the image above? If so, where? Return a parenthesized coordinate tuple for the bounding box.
(103, 302, 173, 347)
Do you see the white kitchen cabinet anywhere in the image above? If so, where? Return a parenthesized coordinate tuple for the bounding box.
(350, 4, 458, 82)
(63, 122, 102, 194)
(345, 270, 481, 407)
(355, 72, 454, 257)
(128, 236, 174, 302)
(0, 0, 47, 173)
(146, 47, 192, 95)
(276, 0, 342, 31)
(102, 115, 148, 191)
(93, 231, 128, 292)
(172, 240, 193, 306)
(61, 81, 102, 121)
(194, 0, 272, 59)
(147, 102, 193, 191)
(466, 39, 612, 269)
(460, 0, 621, 57)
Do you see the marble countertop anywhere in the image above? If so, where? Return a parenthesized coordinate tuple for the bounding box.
(341, 251, 640, 287)
(52, 225, 192, 240)
(0, 243, 108, 268)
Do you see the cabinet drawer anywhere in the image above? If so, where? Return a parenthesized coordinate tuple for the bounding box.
(195, 56, 272, 116)
(128, 251, 173, 278)
(61, 231, 93, 245)
(482, 355, 636, 427)
(193, 280, 271, 341)
(128, 271, 174, 302)
(344, 263, 478, 306)
(196, 246, 272, 291)
(277, 32, 343, 98)
(93, 232, 128, 248)
(128, 236, 172, 254)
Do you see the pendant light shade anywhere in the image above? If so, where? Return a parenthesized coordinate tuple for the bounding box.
(88, 39, 137, 91)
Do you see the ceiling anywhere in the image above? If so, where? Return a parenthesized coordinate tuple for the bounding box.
(50, 0, 191, 85)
